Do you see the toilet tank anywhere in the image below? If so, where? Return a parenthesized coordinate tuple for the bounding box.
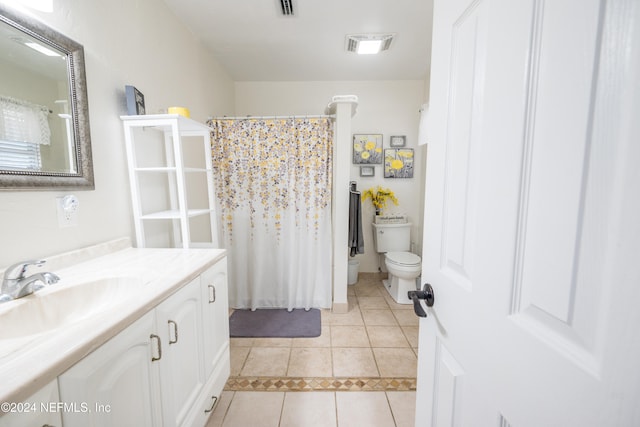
(372, 223, 412, 252)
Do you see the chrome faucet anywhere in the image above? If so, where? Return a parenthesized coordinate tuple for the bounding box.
(0, 260, 60, 302)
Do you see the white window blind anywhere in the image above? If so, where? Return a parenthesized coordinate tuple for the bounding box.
(0, 95, 50, 171)
(0, 139, 42, 170)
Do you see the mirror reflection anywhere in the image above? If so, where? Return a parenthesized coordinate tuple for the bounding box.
(0, 18, 75, 174)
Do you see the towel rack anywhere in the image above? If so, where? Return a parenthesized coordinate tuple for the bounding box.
(350, 181, 360, 194)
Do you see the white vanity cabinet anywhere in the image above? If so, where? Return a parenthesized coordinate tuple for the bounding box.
(58, 257, 229, 427)
(0, 380, 63, 427)
(180, 261, 230, 427)
(156, 278, 206, 427)
(58, 310, 163, 426)
(201, 260, 230, 377)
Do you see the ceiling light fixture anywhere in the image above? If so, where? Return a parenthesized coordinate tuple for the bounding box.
(346, 34, 395, 55)
(24, 41, 61, 57)
(10, 36, 61, 57)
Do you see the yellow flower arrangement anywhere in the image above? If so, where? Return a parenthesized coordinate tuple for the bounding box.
(362, 186, 399, 212)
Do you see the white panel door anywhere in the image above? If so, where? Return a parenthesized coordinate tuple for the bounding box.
(415, 0, 640, 426)
(200, 259, 230, 377)
(156, 278, 206, 427)
(59, 311, 162, 427)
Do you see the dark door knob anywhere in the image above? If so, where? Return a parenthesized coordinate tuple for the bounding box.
(408, 283, 435, 318)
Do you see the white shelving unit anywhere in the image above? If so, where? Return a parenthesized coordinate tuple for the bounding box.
(121, 114, 218, 248)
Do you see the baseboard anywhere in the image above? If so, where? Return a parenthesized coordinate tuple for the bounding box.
(332, 302, 349, 314)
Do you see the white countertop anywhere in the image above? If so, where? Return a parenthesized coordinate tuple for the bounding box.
(0, 239, 226, 405)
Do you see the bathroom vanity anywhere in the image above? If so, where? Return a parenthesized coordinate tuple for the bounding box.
(0, 239, 229, 426)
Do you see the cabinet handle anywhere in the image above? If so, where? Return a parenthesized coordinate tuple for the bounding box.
(208, 284, 216, 303)
(204, 395, 218, 413)
(168, 320, 178, 344)
(150, 334, 162, 361)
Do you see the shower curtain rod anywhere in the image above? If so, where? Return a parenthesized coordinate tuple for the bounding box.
(208, 114, 335, 120)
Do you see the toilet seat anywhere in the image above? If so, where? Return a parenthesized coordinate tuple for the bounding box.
(385, 251, 421, 266)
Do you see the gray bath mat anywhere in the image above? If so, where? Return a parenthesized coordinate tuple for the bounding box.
(229, 308, 321, 338)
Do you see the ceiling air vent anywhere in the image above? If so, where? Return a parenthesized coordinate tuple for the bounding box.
(347, 38, 358, 52)
(346, 34, 395, 55)
(279, 0, 295, 16)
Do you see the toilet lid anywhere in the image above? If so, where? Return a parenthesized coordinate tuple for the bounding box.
(386, 251, 421, 266)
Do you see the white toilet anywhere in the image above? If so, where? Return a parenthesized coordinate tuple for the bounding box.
(372, 223, 421, 304)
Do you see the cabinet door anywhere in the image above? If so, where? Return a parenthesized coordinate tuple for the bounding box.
(58, 311, 162, 427)
(0, 380, 62, 427)
(156, 278, 205, 427)
(200, 259, 230, 377)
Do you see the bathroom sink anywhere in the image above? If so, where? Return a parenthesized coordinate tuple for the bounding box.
(0, 277, 144, 345)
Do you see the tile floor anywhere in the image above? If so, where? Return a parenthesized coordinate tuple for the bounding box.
(206, 273, 419, 427)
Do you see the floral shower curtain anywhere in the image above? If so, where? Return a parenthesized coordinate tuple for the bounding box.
(208, 117, 333, 310)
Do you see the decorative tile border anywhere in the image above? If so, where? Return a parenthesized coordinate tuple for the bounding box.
(225, 376, 417, 392)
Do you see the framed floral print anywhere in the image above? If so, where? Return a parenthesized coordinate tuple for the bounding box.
(384, 148, 414, 178)
(353, 134, 383, 164)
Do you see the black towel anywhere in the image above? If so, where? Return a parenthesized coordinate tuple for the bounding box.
(348, 191, 364, 257)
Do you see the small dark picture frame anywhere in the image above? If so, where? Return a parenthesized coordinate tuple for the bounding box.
(390, 135, 406, 148)
(125, 85, 145, 115)
(360, 165, 375, 177)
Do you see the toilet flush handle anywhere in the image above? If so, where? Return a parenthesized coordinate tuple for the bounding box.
(408, 284, 435, 318)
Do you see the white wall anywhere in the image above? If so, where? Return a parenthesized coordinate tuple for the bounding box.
(235, 80, 426, 272)
(0, 0, 235, 268)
